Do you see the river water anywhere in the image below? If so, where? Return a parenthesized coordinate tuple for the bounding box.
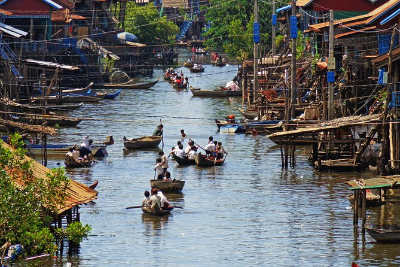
(38, 50, 400, 267)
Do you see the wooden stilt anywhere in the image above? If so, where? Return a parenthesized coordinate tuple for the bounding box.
(361, 189, 367, 231)
(354, 190, 359, 226)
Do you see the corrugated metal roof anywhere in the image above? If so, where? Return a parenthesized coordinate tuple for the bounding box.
(346, 177, 400, 190)
(0, 8, 11, 15)
(371, 45, 400, 65)
(2, 142, 98, 214)
(297, 0, 314, 7)
(25, 59, 80, 70)
(0, 22, 28, 37)
(308, 0, 400, 31)
(335, 26, 376, 38)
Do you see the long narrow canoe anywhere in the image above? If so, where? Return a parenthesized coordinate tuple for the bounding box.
(239, 108, 258, 119)
(366, 225, 400, 243)
(28, 144, 107, 158)
(32, 94, 104, 103)
(11, 114, 82, 126)
(190, 86, 241, 97)
(103, 89, 122, 99)
(123, 136, 162, 149)
(93, 79, 158, 89)
(195, 152, 225, 167)
(150, 179, 185, 193)
(172, 153, 196, 165)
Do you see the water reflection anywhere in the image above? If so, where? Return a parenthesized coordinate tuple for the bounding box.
(142, 213, 170, 234)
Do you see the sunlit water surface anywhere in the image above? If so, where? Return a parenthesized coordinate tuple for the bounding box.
(30, 50, 399, 267)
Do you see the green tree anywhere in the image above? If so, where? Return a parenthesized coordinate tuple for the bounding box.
(123, 3, 179, 44)
(0, 134, 91, 263)
(204, 0, 290, 60)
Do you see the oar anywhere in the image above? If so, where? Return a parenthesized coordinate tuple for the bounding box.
(191, 139, 206, 152)
(126, 206, 184, 209)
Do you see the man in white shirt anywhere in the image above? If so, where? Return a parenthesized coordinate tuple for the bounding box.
(159, 151, 168, 175)
(150, 189, 161, 210)
(204, 136, 215, 156)
(185, 140, 195, 154)
(174, 144, 186, 159)
(187, 146, 197, 160)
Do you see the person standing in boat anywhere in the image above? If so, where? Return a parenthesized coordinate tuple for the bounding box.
(159, 151, 169, 175)
(142, 191, 151, 207)
(150, 189, 161, 211)
(79, 136, 92, 158)
(153, 124, 163, 136)
(204, 136, 215, 157)
(154, 158, 164, 180)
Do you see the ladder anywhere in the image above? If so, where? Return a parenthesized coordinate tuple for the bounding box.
(177, 20, 193, 40)
(0, 36, 23, 78)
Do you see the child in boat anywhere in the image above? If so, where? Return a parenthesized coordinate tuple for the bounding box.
(154, 158, 163, 180)
(142, 191, 151, 207)
(163, 171, 172, 181)
(204, 136, 215, 156)
(215, 142, 227, 160)
(152, 124, 163, 136)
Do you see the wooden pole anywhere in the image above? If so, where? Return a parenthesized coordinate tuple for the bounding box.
(328, 10, 334, 120)
(361, 189, 367, 229)
(353, 190, 358, 226)
(290, 1, 297, 120)
(380, 25, 397, 175)
(272, 0, 276, 57)
(253, 0, 259, 105)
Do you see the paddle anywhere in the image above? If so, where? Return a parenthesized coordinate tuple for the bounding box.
(126, 206, 184, 209)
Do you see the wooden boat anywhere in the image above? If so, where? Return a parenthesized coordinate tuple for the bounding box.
(10, 114, 82, 127)
(173, 83, 187, 89)
(141, 206, 171, 216)
(64, 156, 94, 168)
(190, 66, 205, 73)
(92, 79, 158, 89)
(347, 189, 380, 207)
(123, 136, 162, 149)
(150, 179, 185, 193)
(190, 86, 241, 97)
(31, 94, 104, 103)
(220, 124, 244, 134)
(28, 144, 107, 158)
(91, 145, 108, 157)
(195, 152, 225, 167)
(211, 60, 226, 67)
(60, 82, 93, 94)
(1, 99, 84, 113)
(184, 62, 194, 68)
(239, 108, 259, 119)
(103, 89, 122, 99)
(172, 153, 196, 165)
(366, 225, 400, 243)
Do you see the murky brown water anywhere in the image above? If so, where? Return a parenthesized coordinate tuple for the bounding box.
(32, 49, 400, 267)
